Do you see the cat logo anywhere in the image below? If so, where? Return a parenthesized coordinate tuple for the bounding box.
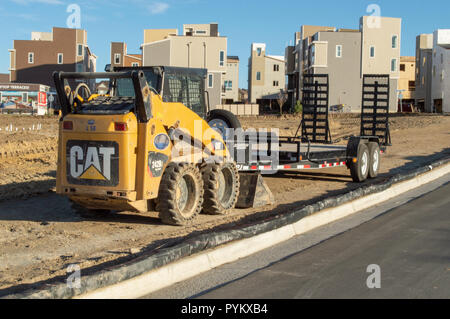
(66, 141, 119, 186)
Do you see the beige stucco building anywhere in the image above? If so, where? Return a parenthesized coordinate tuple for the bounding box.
(141, 23, 227, 108)
(415, 33, 433, 112)
(398, 56, 416, 109)
(248, 43, 286, 104)
(223, 56, 239, 103)
(285, 16, 402, 113)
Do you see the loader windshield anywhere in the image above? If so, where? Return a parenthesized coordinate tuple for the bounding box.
(116, 70, 161, 97)
(114, 66, 207, 119)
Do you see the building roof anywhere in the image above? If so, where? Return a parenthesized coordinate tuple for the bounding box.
(401, 56, 416, 62)
(266, 55, 285, 62)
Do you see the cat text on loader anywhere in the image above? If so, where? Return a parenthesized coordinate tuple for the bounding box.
(53, 70, 241, 226)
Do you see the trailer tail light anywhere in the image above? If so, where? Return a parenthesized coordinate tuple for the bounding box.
(114, 122, 128, 131)
(63, 121, 73, 130)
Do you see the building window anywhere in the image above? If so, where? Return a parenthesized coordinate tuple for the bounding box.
(196, 30, 207, 35)
(28, 52, 34, 64)
(114, 53, 121, 65)
(441, 70, 445, 82)
(400, 64, 405, 72)
(336, 45, 342, 58)
(273, 64, 280, 72)
(392, 35, 398, 49)
(391, 58, 397, 72)
(77, 44, 84, 57)
(57, 53, 63, 65)
(256, 72, 261, 81)
(257, 48, 262, 56)
(76, 63, 83, 73)
(132, 62, 139, 67)
(409, 81, 415, 91)
(208, 74, 213, 88)
(225, 80, 233, 91)
(370, 46, 375, 58)
(220, 51, 225, 67)
(273, 81, 279, 87)
(441, 54, 444, 64)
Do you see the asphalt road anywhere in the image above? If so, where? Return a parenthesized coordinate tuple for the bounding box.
(197, 182, 450, 299)
(145, 173, 450, 299)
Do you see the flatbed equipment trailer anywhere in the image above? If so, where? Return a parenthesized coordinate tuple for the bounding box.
(230, 74, 392, 184)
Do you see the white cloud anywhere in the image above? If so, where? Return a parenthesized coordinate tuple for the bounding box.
(11, 0, 64, 5)
(148, 2, 169, 15)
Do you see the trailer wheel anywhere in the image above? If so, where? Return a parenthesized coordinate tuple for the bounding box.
(349, 143, 370, 183)
(157, 163, 204, 226)
(201, 162, 240, 215)
(207, 110, 241, 140)
(368, 142, 381, 179)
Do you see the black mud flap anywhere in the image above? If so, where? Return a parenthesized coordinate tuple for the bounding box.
(236, 173, 275, 209)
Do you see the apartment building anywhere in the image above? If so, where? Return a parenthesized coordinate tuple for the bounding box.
(398, 56, 416, 111)
(110, 42, 142, 68)
(307, 29, 362, 111)
(8, 27, 97, 89)
(286, 26, 337, 108)
(285, 17, 401, 112)
(223, 56, 239, 103)
(431, 29, 450, 113)
(416, 30, 450, 113)
(248, 43, 286, 104)
(415, 34, 433, 112)
(141, 23, 227, 108)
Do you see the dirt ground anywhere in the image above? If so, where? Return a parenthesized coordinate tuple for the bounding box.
(0, 113, 449, 292)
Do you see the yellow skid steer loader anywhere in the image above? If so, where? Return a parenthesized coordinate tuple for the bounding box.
(53, 69, 240, 226)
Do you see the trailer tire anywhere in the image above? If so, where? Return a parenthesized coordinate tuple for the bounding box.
(368, 142, 381, 179)
(201, 162, 240, 215)
(349, 143, 370, 183)
(207, 110, 241, 140)
(157, 163, 204, 226)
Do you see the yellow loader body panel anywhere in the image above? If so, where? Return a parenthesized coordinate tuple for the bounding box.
(57, 92, 226, 212)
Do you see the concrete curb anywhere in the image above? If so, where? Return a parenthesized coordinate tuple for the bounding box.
(2, 156, 450, 299)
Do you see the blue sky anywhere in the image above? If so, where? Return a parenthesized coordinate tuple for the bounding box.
(0, 0, 448, 89)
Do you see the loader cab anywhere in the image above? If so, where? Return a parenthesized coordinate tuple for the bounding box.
(111, 66, 208, 120)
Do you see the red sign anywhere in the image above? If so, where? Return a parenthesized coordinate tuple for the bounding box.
(38, 92, 47, 106)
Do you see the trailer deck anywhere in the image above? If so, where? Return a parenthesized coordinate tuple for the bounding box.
(232, 74, 391, 182)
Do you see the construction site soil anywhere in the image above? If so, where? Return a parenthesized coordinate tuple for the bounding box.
(0, 113, 449, 291)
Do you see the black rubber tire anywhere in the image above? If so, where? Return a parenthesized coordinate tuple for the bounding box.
(70, 200, 110, 218)
(368, 142, 381, 179)
(201, 162, 240, 215)
(156, 163, 204, 226)
(207, 110, 241, 140)
(349, 143, 370, 183)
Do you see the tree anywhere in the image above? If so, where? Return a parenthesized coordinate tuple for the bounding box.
(276, 89, 287, 115)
